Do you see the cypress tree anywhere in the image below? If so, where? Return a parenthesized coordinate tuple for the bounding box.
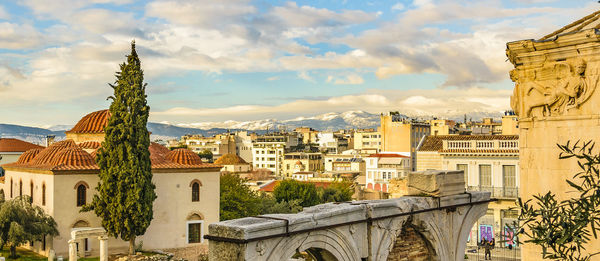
(84, 41, 156, 255)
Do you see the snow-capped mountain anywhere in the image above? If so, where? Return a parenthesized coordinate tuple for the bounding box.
(176, 111, 384, 131)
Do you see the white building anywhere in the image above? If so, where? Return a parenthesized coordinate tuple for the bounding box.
(252, 133, 301, 176)
(317, 132, 348, 154)
(234, 131, 254, 163)
(364, 152, 411, 192)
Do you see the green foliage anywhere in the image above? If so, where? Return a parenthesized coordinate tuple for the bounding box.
(273, 179, 320, 207)
(84, 41, 156, 254)
(0, 196, 58, 258)
(198, 149, 213, 161)
(320, 180, 353, 203)
(219, 174, 303, 221)
(514, 140, 600, 261)
(220, 173, 262, 221)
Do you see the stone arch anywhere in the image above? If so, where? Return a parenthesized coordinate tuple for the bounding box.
(386, 223, 435, 261)
(266, 228, 360, 261)
(72, 219, 90, 228)
(73, 181, 90, 189)
(187, 212, 205, 220)
(189, 179, 203, 187)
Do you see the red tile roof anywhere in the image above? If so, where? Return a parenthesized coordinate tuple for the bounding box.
(3, 140, 220, 172)
(214, 153, 247, 165)
(0, 138, 44, 153)
(78, 141, 101, 149)
(258, 180, 332, 192)
(66, 109, 110, 134)
(15, 148, 43, 164)
(166, 149, 203, 165)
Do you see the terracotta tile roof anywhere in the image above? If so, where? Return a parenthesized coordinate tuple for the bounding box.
(539, 10, 600, 41)
(66, 109, 110, 134)
(258, 180, 332, 192)
(0, 138, 44, 153)
(3, 140, 220, 172)
(418, 135, 519, 152)
(78, 141, 101, 149)
(367, 153, 410, 158)
(16, 148, 43, 164)
(166, 149, 203, 165)
(214, 153, 247, 165)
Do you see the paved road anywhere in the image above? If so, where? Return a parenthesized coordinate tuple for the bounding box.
(465, 246, 521, 261)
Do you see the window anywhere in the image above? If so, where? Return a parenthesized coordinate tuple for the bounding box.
(10, 179, 12, 198)
(42, 184, 46, 206)
(192, 182, 200, 202)
(77, 185, 86, 206)
(502, 165, 516, 187)
(30, 181, 34, 202)
(187, 220, 203, 244)
(479, 165, 492, 188)
(19, 180, 22, 197)
(457, 164, 468, 184)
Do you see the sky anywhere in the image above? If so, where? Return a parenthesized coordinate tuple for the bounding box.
(0, 0, 596, 127)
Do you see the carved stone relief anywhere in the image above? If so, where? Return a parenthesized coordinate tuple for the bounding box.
(510, 59, 598, 118)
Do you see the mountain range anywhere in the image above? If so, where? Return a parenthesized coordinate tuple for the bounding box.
(0, 110, 502, 145)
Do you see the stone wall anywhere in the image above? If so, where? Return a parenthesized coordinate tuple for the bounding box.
(387, 225, 433, 261)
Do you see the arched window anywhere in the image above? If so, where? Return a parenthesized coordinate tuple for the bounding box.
(77, 185, 86, 207)
(30, 181, 34, 202)
(42, 183, 46, 206)
(10, 178, 13, 198)
(192, 182, 200, 202)
(19, 180, 22, 197)
(187, 213, 204, 244)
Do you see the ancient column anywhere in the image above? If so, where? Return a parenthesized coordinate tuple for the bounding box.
(99, 236, 108, 261)
(77, 239, 85, 258)
(507, 11, 600, 261)
(68, 239, 77, 261)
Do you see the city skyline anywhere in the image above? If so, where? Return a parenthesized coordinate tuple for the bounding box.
(0, 0, 593, 126)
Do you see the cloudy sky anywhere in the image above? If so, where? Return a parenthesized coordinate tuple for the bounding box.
(0, 0, 595, 126)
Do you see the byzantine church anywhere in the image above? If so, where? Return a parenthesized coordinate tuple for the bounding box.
(1, 109, 221, 257)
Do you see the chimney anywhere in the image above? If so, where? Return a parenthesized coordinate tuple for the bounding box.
(45, 135, 56, 147)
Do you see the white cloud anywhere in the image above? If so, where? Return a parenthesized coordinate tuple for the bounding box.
(391, 3, 404, 11)
(271, 2, 376, 28)
(150, 87, 511, 122)
(327, 74, 364, 85)
(0, 22, 42, 49)
(297, 71, 314, 82)
(145, 0, 256, 28)
(267, 76, 279, 81)
(0, 6, 9, 19)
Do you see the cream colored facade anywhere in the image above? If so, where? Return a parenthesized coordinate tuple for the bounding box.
(416, 135, 519, 247)
(0, 153, 20, 165)
(507, 12, 600, 260)
(379, 113, 429, 169)
(0, 168, 220, 257)
(353, 131, 381, 154)
(282, 152, 323, 177)
(429, 119, 456, 136)
(182, 134, 236, 159)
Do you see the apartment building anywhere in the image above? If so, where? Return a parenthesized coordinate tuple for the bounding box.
(234, 131, 255, 163)
(353, 130, 381, 154)
(317, 132, 348, 154)
(181, 134, 235, 159)
(282, 152, 323, 177)
(252, 133, 301, 176)
(416, 135, 519, 245)
(364, 153, 411, 192)
(379, 112, 430, 169)
(429, 119, 457, 136)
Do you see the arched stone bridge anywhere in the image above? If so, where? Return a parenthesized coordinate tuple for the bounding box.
(206, 191, 491, 261)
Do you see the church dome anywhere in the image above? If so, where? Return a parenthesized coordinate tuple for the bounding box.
(49, 147, 95, 167)
(78, 141, 101, 149)
(31, 140, 78, 165)
(67, 109, 110, 134)
(16, 148, 43, 164)
(166, 149, 203, 165)
(214, 153, 247, 165)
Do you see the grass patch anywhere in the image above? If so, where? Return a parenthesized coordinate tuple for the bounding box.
(0, 247, 47, 261)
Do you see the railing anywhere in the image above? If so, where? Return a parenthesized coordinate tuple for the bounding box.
(468, 186, 519, 199)
(445, 140, 519, 150)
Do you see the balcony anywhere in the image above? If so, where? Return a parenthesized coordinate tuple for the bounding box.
(444, 140, 519, 150)
(468, 186, 519, 199)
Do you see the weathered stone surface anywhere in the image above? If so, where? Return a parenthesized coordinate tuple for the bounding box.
(207, 191, 489, 261)
(407, 170, 465, 197)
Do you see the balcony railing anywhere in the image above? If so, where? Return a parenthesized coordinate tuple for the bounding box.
(445, 140, 519, 150)
(468, 186, 519, 199)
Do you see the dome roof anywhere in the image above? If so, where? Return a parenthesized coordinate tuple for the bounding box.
(295, 160, 303, 165)
(31, 140, 78, 165)
(166, 149, 203, 165)
(78, 141, 101, 149)
(49, 147, 95, 167)
(16, 148, 43, 164)
(214, 153, 247, 165)
(67, 109, 110, 134)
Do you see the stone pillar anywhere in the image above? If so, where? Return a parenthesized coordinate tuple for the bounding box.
(99, 236, 108, 261)
(47, 249, 55, 261)
(77, 239, 85, 258)
(68, 240, 77, 261)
